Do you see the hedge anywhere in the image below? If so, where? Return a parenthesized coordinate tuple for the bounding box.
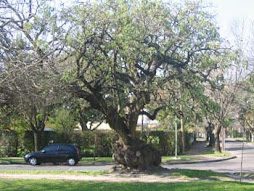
(0, 130, 194, 157)
(0, 131, 19, 157)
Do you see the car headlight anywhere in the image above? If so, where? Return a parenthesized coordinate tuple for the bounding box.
(25, 154, 30, 158)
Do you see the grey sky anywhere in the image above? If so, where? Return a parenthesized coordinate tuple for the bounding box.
(203, 0, 254, 41)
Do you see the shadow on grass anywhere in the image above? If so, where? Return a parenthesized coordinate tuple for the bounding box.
(112, 166, 231, 182)
(170, 169, 229, 180)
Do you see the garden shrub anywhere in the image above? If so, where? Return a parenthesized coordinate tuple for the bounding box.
(0, 131, 18, 157)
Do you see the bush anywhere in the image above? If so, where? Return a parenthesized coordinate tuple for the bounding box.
(231, 130, 243, 138)
(141, 131, 193, 156)
(0, 131, 18, 157)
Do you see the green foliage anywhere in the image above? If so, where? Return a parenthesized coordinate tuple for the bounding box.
(60, 0, 225, 130)
(231, 130, 244, 138)
(0, 169, 107, 175)
(54, 109, 77, 131)
(141, 131, 194, 155)
(0, 131, 18, 157)
(0, 107, 29, 133)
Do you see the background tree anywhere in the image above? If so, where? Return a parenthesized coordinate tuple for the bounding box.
(68, 98, 104, 131)
(237, 72, 254, 141)
(205, 51, 245, 152)
(0, 0, 66, 151)
(233, 19, 254, 141)
(54, 108, 76, 131)
(157, 82, 203, 154)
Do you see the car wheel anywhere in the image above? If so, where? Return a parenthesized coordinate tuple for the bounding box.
(29, 157, 38, 165)
(67, 158, 76, 166)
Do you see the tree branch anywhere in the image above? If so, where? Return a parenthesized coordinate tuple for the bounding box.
(140, 106, 164, 120)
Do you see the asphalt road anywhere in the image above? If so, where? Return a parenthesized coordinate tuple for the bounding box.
(164, 140, 254, 173)
(0, 140, 253, 173)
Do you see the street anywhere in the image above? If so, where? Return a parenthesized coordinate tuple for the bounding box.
(164, 140, 254, 173)
(0, 140, 253, 173)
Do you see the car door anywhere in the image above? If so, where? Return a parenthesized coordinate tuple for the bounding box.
(43, 145, 59, 163)
(57, 145, 70, 162)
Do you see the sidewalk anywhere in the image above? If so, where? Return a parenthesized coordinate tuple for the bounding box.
(164, 139, 236, 164)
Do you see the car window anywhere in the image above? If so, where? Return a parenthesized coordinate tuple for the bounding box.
(44, 145, 59, 152)
(59, 145, 73, 152)
(58, 146, 65, 151)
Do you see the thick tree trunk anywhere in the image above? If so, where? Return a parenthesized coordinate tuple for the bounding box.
(106, 107, 161, 170)
(214, 124, 221, 152)
(179, 104, 185, 154)
(79, 111, 89, 131)
(246, 131, 251, 142)
(208, 133, 215, 147)
(206, 122, 215, 147)
(112, 137, 161, 170)
(33, 132, 39, 152)
(180, 116, 185, 154)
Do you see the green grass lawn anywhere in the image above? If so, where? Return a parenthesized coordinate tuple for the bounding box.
(202, 151, 232, 157)
(0, 169, 107, 175)
(161, 151, 232, 163)
(0, 157, 25, 164)
(170, 169, 229, 180)
(80, 157, 114, 164)
(0, 179, 253, 191)
(162, 155, 200, 162)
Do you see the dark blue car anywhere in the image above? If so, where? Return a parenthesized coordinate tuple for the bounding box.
(24, 144, 82, 166)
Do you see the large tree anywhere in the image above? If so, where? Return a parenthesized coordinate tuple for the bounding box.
(61, 0, 224, 170)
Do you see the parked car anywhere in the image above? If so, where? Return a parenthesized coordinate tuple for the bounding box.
(24, 144, 82, 166)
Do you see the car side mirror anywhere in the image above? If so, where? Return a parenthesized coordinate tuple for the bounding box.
(41, 150, 46, 153)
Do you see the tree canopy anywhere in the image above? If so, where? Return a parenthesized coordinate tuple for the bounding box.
(61, 0, 224, 141)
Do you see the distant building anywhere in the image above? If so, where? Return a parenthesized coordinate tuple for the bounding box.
(87, 115, 159, 131)
(137, 115, 159, 128)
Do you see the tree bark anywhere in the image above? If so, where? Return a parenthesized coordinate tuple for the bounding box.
(73, 84, 162, 170)
(106, 109, 161, 170)
(214, 123, 221, 152)
(33, 132, 39, 152)
(180, 116, 185, 154)
(112, 137, 161, 170)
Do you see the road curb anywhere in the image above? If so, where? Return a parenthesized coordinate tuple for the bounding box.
(163, 156, 237, 165)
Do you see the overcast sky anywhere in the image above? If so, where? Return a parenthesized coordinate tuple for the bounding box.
(202, 0, 254, 41)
